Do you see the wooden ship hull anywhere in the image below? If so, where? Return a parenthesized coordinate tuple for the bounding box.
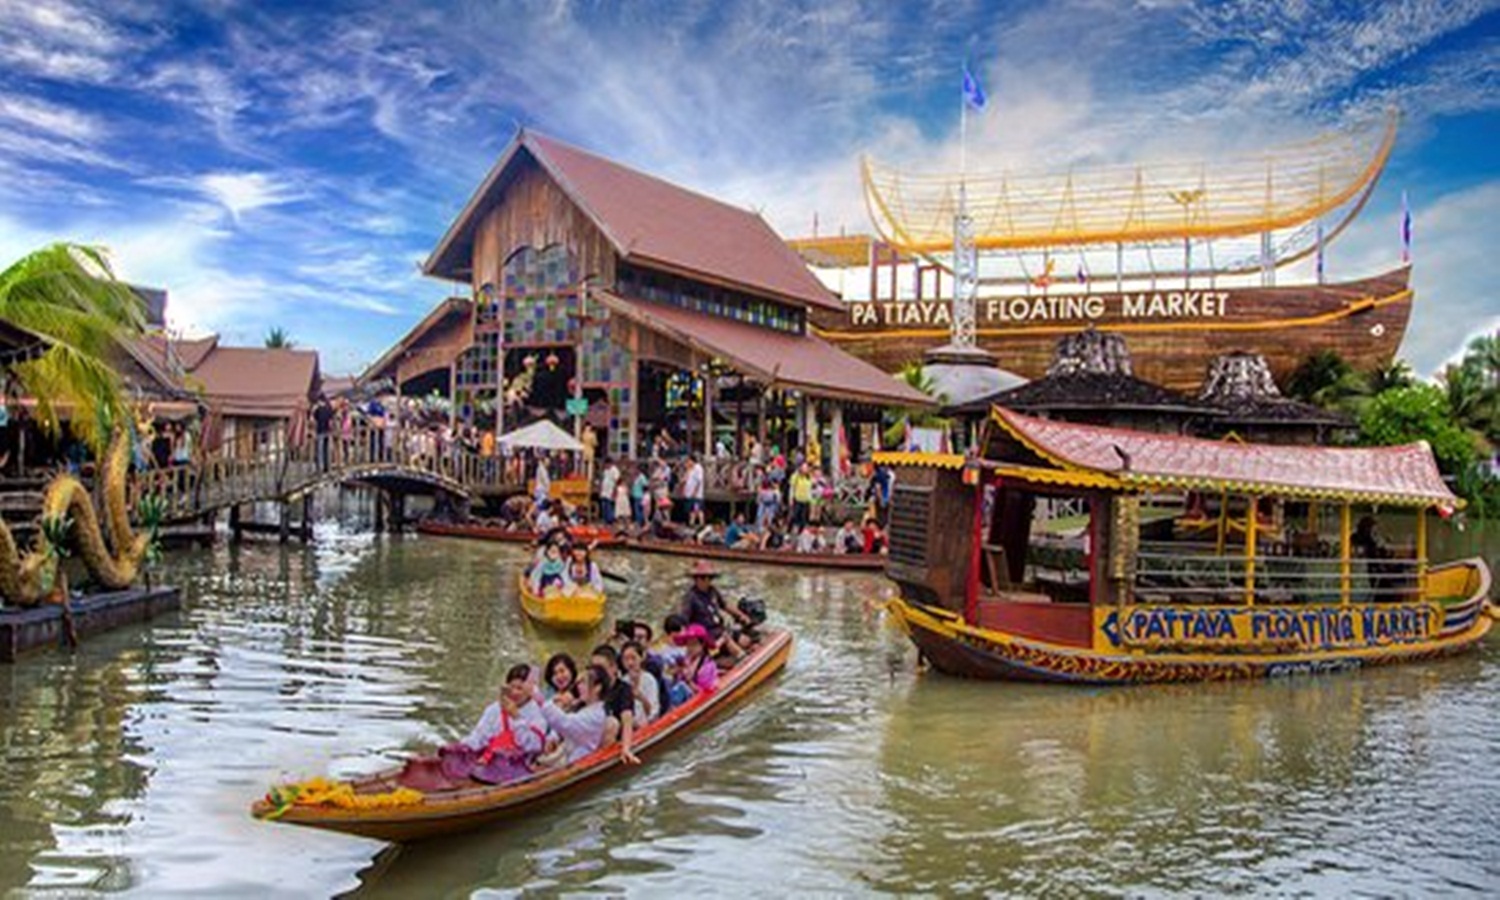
(623, 537, 886, 571)
(888, 558, 1493, 685)
(251, 630, 793, 842)
(516, 573, 607, 631)
(813, 267, 1412, 392)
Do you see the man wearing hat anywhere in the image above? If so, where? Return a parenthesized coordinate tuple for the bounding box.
(680, 560, 750, 660)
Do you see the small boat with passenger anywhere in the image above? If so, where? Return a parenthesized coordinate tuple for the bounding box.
(250, 628, 792, 842)
(883, 406, 1495, 685)
(517, 572, 607, 631)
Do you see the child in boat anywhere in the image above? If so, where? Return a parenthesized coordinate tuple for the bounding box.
(794, 525, 822, 554)
(530, 543, 567, 593)
(563, 544, 604, 594)
(834, 519, 861, 554)
(674, 624, 719, 701)
(620, 641, 660, 724)
(589, 645, 640, 765)
(439, 663, 548, 784)
(539, 664, 612, 765)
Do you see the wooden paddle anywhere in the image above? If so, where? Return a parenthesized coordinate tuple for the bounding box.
(600, 568, 630, 585)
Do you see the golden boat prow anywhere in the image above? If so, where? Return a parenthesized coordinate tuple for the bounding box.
(516, 572, 608, 631)
(252, 629, 793, 841)
(880, 406, 1494, 684)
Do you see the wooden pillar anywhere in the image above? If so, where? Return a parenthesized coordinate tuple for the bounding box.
(1339, 502, 1352, 604)
(300, 494, 313, 544)
(278, 501, 290, 544)
(830, 403, 844, 478)
(805, 398, 818, 467)
(228, 503, 243, 544)
(626, 348, 640, 461)
(1416, 506, 1428, 598)
(374, 491, 387, 533)
(702, 364, 713, 460)
(1243, 495, 1257, 605)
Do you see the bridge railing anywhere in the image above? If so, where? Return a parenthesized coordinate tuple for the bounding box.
(129, 421, 523, 522)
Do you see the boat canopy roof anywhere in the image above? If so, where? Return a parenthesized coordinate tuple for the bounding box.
(862, 113, 1396, 254)
(982, 406, 1459, 508)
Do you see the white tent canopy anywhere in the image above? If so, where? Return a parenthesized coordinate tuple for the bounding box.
(497, 419, 584, 453)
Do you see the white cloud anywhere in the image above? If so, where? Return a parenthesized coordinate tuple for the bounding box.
(149, 171, 307, 223)
(0, 94, 104, 142)
(0, 0, 129, 82)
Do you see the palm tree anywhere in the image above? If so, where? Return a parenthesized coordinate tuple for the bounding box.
(883, 362, 950, 447)
(1365, 359, 1416, 394)
(264, 327, 295, 349)
(0, 243, 147, 450)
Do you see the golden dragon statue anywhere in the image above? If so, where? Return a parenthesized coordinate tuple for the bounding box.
(0, 428, 154, 607)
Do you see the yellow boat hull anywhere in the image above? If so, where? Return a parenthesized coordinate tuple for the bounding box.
(888, 558, 1494, 685)
(517, 573, 606, 631)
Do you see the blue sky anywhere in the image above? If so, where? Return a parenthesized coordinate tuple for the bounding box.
(0, 0, 1495, 376)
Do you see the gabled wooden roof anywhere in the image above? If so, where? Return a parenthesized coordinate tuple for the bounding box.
(424, 129, 841, 312)
(989, 405, 1458, 508)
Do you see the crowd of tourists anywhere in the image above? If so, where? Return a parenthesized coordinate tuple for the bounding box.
(587, 448, 894, 556)
(437, 561, 762, 782)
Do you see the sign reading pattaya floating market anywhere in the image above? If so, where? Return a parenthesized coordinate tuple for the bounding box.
(1093, 603, 1443, 654)
(846, 290, 1232, 329)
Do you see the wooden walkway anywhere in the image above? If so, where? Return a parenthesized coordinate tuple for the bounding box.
(128, 424, 525, 524)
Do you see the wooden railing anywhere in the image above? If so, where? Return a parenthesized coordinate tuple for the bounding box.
(128, 422, 524, 522)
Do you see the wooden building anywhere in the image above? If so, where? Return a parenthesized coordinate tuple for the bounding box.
(397, 129, 929, 464)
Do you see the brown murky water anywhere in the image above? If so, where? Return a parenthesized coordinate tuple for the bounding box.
(1, 520, 1496, 896)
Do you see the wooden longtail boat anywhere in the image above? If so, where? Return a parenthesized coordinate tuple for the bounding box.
(416, 520, 624, 548)
(881, 406, 1495, 685)
(516, 573, 607, 631)
(251, 630, 793, 841)
(623, 536, 886, 571)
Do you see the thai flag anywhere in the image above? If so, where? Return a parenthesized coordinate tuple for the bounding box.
(1401, 190, 1412, 263)
(962, 64, 986, 111)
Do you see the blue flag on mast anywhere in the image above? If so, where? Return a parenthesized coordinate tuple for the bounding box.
(962, 64, 986, 111)
(1401, 190, 1412, 263)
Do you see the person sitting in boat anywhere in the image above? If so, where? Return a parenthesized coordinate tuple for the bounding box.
(681, 561, 750, 660)
(439, 663, 548, 784)
(563, 544, 604, 595)
(534, 499, 560, 535)
(530, 543, 567, 594)
(763, 520, 789, 550)
(589, 644, 641, 765)
(539, 663, 612, 765)
(543, 652, 579, 702)
(693, 522, 723, 545)
(861, 515, 887, 554)
(671, 624, 720, 704)
(1353, 515, 1397, 601)
(794, 525, 824, 554)
(834, 518, 862, 554)
(620, 641, 661, 724)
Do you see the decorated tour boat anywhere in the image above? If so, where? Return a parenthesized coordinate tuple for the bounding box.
(417, 519, 624, 548)
(882, 406, 1494, 684)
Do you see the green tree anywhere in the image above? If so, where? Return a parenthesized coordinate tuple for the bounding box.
(1285, 349, 1368, 410)
(1365, 359, 1416, 394)
(264, 327, 295, 349)
(883, 362, 950, 447)
(1357, 383, 1478, 478)
(0, 243, 147, 450)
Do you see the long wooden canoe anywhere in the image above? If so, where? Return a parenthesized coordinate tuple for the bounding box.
(623, 536, 886, 571)
(417, 520, 624, 548)
(251, 630, 793, 842)
(516, 573, 607, 631)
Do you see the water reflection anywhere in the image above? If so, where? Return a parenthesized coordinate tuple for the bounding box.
(0, 522, 1494, 897)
